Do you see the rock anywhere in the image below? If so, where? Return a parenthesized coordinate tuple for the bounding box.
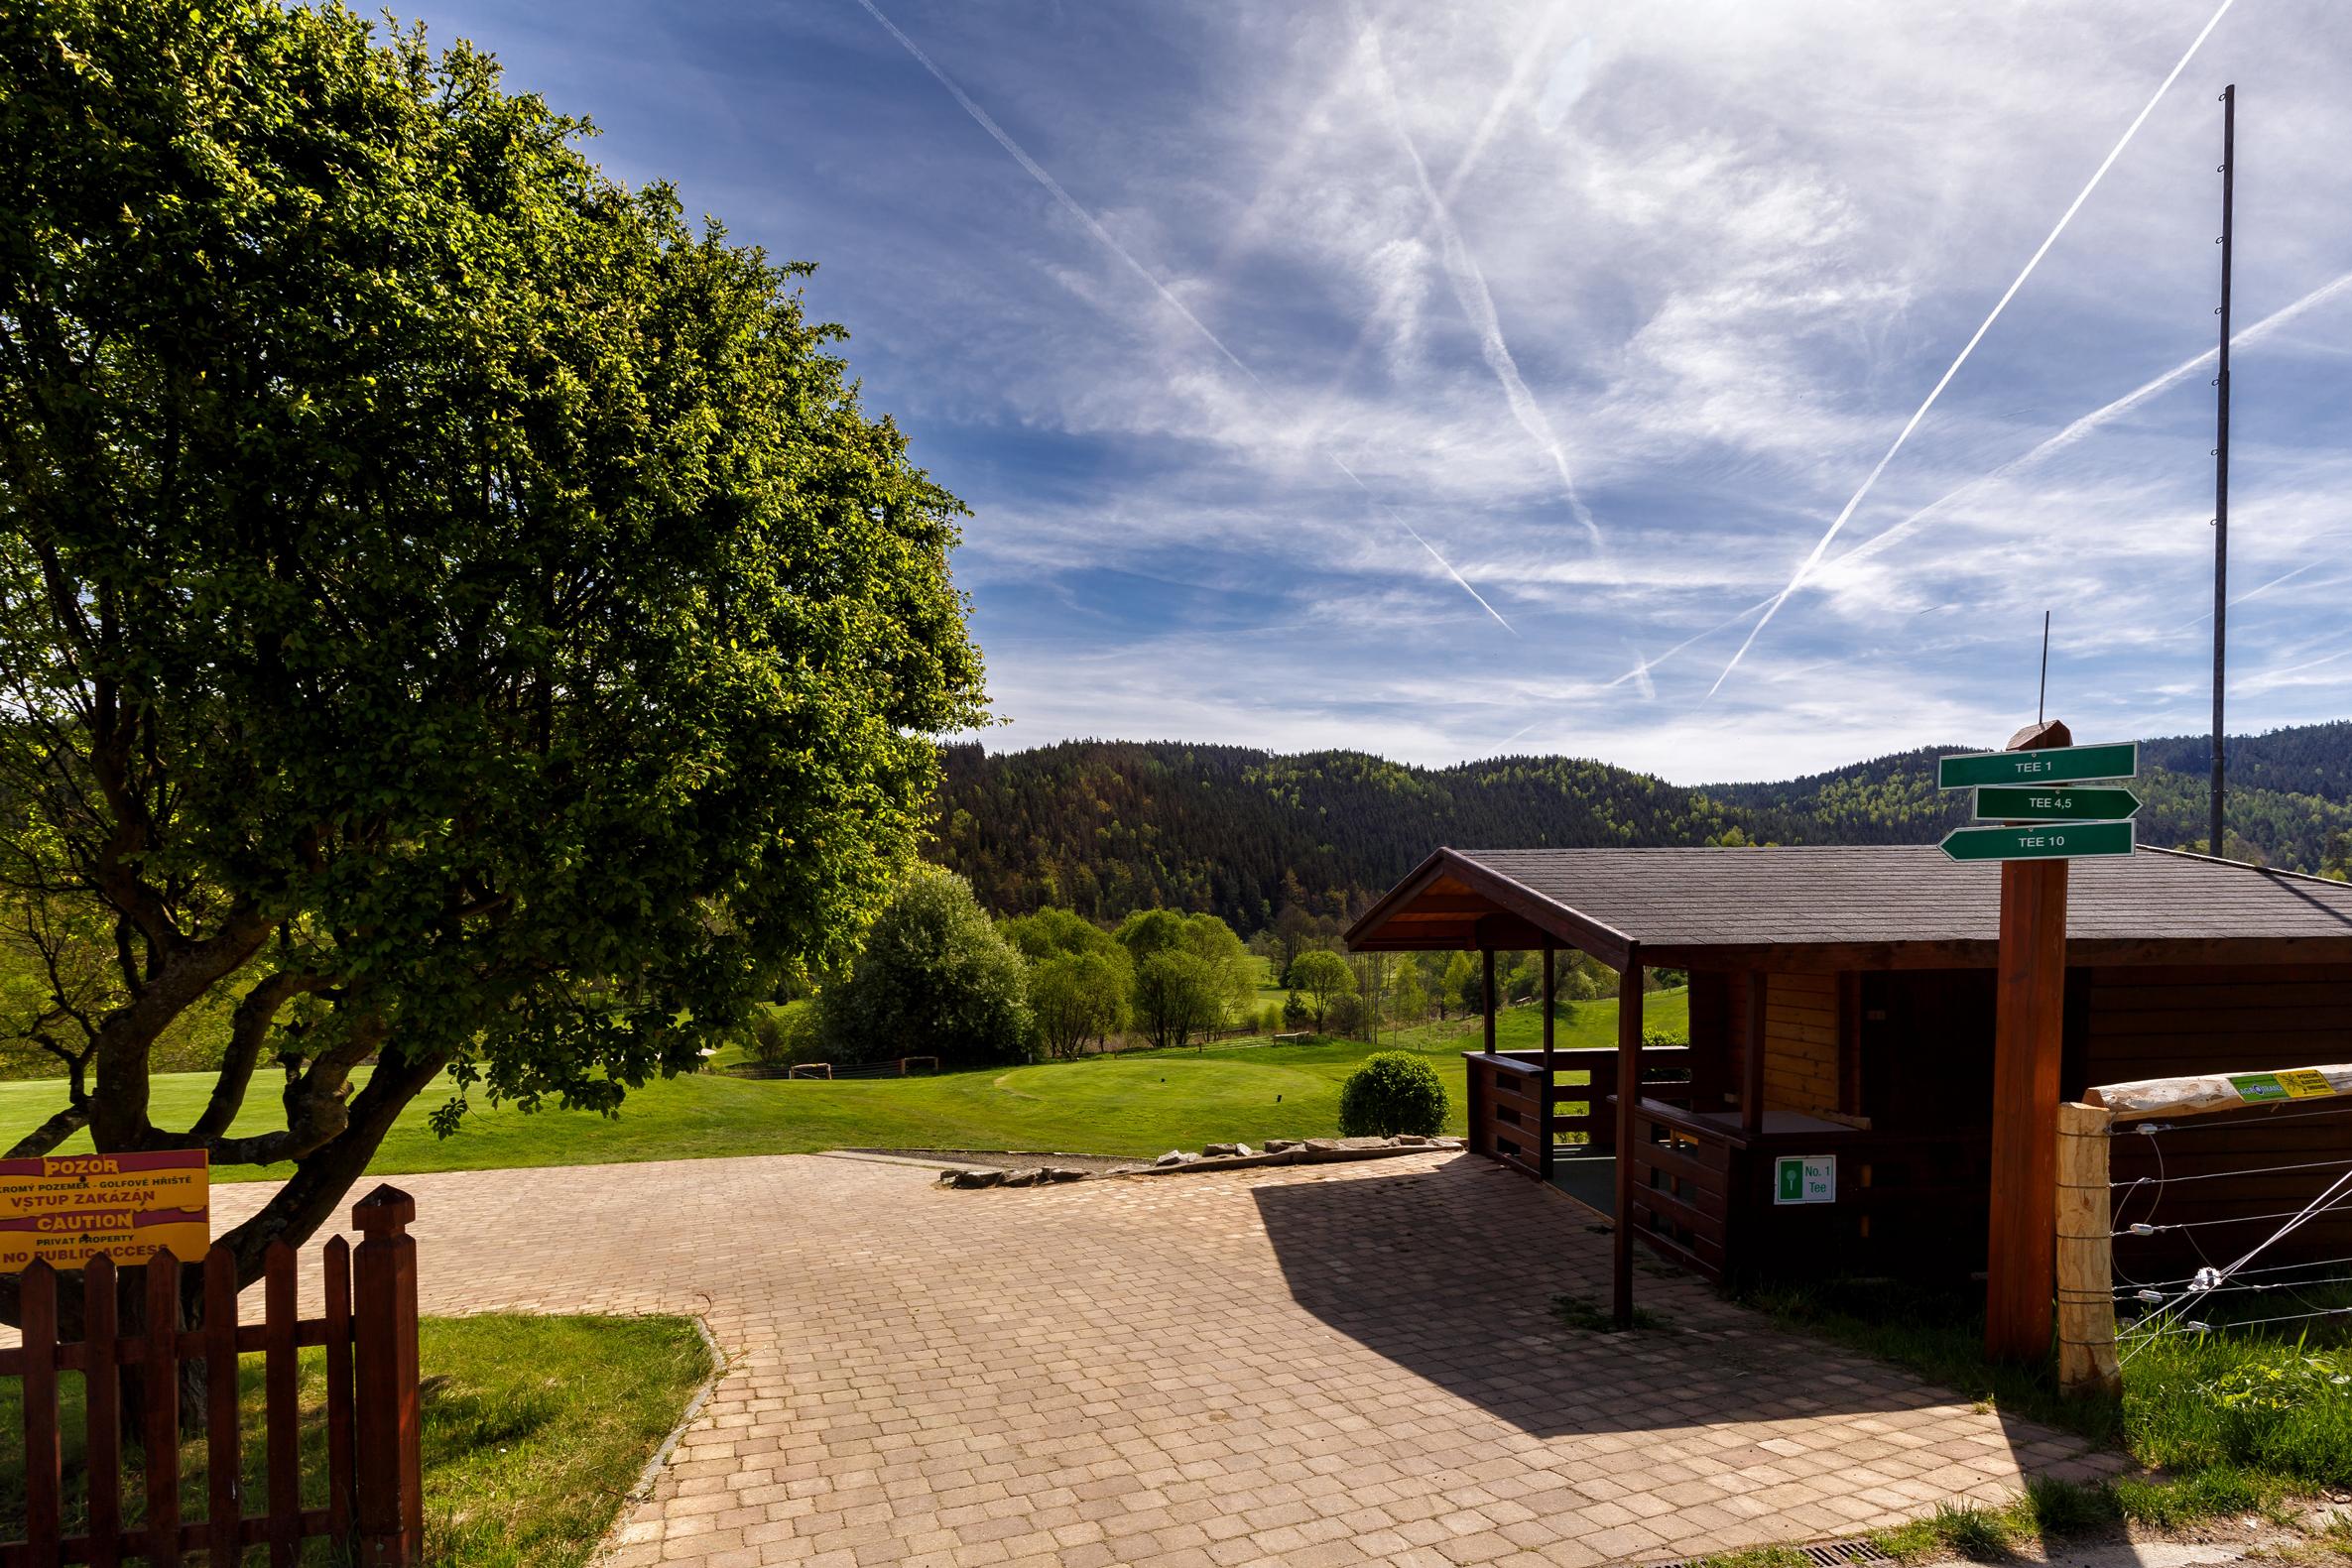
(1303, 1139, 1340, 1153)
(1263, 1139, 1301, 1153)
(1394, 1134, 1428, 1146)
(1155, 1149, 1192, 1167)
(1044, 1166, 1089, 1183)
(1202, 1142, 1251, 1158)
(1002, 1167, 1044, 1187)
(950, 1167, 1006, 1189)
(1430, 1137, 1464, 1150)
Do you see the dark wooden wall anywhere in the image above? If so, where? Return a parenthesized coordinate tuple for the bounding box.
(2088, 962, 2352, 1276)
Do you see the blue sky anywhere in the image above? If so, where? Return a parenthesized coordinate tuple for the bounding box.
(407, 0, 2352, 782)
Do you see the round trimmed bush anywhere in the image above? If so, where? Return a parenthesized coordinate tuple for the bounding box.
(1337, 1051, 1449, 1138)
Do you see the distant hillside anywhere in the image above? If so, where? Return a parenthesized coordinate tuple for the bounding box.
(930, 722, 2352, 932)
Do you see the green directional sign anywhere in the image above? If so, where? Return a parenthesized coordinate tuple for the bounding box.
(1972, 784, 2143, 822)
(1939, 818, 2135, 863)
(1937, 741, 2139, 790)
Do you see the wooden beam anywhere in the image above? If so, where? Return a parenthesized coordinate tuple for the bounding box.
(2088, 1061, 2352, 1121)
(1613, 951, 1645, 1328)
(1986, 854, 2069, 1363)
(1481, 947, 1496, 1056)
(1542, 947, 1556, 1180)
(1741, 971, 1767, 1136)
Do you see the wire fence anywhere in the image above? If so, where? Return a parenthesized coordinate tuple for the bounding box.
(2107, 1105, 2352, 1362)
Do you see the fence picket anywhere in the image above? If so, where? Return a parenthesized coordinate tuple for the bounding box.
(204, 1246, 242, 1554)
(265, 1241, 301, 1567)
(83, 1254, 122, 1568)
(142, 1252, 184, 1568)
(20, 1262, 61, 1550)
(324, 1235, 355, 1541)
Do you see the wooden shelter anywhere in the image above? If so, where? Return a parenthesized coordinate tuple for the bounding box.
(1345, 844, 2352, 1319)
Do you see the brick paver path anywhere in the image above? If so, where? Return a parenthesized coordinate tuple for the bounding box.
(198, 1150, 2117, 1566)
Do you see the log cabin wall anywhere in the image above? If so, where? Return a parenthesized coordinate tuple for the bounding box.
(2088, 962, 2352, 1273)
(1763, 972, 1841, 1116)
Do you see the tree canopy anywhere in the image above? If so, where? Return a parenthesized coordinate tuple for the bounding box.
(819, 870, 1029, 1069)
(0, 0, 984, 1309)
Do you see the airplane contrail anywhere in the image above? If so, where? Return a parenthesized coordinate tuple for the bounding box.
(1357, 14, 1604, 549)
(1833, 271, 2352, 577)
(1319, 6, 1568, 395)
(851, 0, 1517, 633)
(1706, 0, 2241, 697)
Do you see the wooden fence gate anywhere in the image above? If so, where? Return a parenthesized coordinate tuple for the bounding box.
(2, 1184, 423, 1566)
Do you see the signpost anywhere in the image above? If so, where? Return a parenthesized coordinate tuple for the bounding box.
(1940, 819, 2135, 863)
(1938, 741, 2138, 790)
(0, 1149, 208, 1272)
(1972, 784, 2142, 822)
(1938, 722, 2145, 1363)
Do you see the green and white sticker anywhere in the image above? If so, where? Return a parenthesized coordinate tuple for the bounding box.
(1774, 1154, 1836, 1205)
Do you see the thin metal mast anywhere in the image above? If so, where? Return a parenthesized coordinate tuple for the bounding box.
(2210, 84, 2234, 857)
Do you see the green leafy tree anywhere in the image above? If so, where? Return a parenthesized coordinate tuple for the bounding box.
(1000, 906, 1120, 963)
(1284, 949, 1355, 1031)
(1130, 949, 1224, 1051)
(0, 0, 983, 1328)
(1388, 960, 1427, 1025)
(1118, 908, 1253, 1034)
(820, 871, 1030, 1068)
(1443, 951, 1481, 1016)
(1027, 950, 1129, 1059)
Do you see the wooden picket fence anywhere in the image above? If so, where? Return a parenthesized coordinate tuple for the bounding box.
(2, 1184, 423, 1567)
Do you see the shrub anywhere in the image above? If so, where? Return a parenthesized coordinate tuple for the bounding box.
(1338, 1051, 1448, 1137)
(1281, 992, 1311, 1030)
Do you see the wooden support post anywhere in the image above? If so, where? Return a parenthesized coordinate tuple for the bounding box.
(354, 1186, 423, 1567)
(1613, 952, 1646, 1328)
(1541, 947, 1557, 1178)
(1742, 970, 1768, 1136)
(1986, 720, 2073, 1363)
(1481, 947, 1496, 1056)
(2056, 1100, 2121, 1398)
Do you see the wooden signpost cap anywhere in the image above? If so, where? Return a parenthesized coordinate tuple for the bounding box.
(2008, 718, 2072, 751)
(352, 1186, 417, 1233)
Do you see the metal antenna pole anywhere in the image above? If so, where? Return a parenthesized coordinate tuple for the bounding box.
(2039, 610, 2051, 726)
(2210, 83, 2235, 857)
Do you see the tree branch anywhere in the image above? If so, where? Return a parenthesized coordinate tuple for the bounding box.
(7, 1102, 90, 1158)
(183, 967, 327, 1143)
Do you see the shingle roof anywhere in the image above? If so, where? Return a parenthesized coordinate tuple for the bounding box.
(1355, 845, 2352, 963)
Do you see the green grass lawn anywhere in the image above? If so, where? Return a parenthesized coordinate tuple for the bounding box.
(1, 1312, 710, 1566)
(0, 990, 1685, 1181)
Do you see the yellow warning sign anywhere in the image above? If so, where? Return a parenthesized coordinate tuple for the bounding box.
(0, 1149, 208, 1272)
(2276, 1069, 2338, 1100)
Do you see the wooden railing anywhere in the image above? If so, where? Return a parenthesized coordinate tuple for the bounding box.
(2, 1185, 424, 1567)
(1623, 1104, 1991, 1284)
(1462, 1046, 1691, 1180)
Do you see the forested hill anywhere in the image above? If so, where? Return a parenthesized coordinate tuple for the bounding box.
(929, 722, 2352, 932)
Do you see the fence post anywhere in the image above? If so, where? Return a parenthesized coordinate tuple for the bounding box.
(352, 1185, 423, 1566)
(2055, 1100, 2121, 1397)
